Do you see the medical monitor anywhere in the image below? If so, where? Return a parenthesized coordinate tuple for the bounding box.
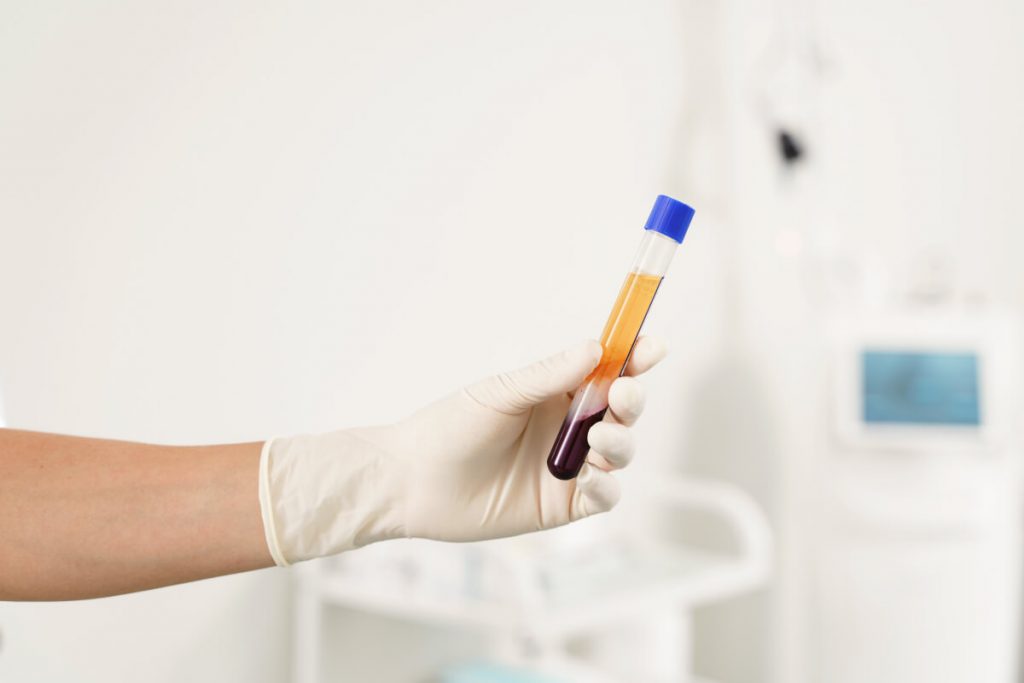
(833, 313, 1017, 453)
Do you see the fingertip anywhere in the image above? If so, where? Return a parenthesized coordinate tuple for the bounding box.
(587, 421, 634, 470)
(575, 464, 621, 516)
(643, 335, 669, 363)
(557, 339, 602, 374)
(548, 340, 601, 400)
(626, 335, 669, 376)
(608, 376, 646, 425)
(579, 338, 603, 366)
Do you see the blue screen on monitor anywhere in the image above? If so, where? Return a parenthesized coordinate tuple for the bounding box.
(862, 350, 981, 426)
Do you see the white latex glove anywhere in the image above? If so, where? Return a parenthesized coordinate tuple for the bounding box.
(258, 337, 668, 565)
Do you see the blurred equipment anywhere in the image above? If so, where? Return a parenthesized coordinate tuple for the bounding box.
(292, 475, 772, 683)
(776, 129, 804, 165)
(751, 0, 833, 174)
(438, 661, 609, 683)
(810, 311, 1023, 683)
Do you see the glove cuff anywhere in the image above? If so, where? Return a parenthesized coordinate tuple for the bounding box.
(258, 438, 290, 567)
(258, 428, 407, 564)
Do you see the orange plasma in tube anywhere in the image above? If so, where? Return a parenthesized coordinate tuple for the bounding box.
(546, 272, 662, 480)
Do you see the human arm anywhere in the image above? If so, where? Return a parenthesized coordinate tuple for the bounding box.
(0, 431, 271, 600)
(0, 336, 666, 597)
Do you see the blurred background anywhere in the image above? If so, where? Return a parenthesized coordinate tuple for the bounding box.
(2, 1, 1024, 681)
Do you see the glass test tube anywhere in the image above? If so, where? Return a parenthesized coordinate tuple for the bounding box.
(547, 195, 695, 480)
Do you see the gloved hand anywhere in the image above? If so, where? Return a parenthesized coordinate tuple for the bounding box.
(258, 337, 668, 565)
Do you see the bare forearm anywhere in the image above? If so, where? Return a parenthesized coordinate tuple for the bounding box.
(0, 429, 273, 600)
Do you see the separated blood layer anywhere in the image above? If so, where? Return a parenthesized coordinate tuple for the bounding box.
(547, 272, 663, 480)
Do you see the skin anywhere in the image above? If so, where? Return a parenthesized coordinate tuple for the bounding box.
(0, 432, 272, 600)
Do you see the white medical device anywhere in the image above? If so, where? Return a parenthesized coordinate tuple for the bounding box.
(812, 310, 1022, 683)
(831, 312, 1017, 454)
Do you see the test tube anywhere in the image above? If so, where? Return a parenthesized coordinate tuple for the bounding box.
(547, 195, 695, 480)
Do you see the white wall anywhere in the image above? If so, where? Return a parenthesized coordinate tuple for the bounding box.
(0, 2, 724, 681)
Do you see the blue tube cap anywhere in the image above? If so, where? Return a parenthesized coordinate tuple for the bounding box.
(644, 194, 695, 244)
